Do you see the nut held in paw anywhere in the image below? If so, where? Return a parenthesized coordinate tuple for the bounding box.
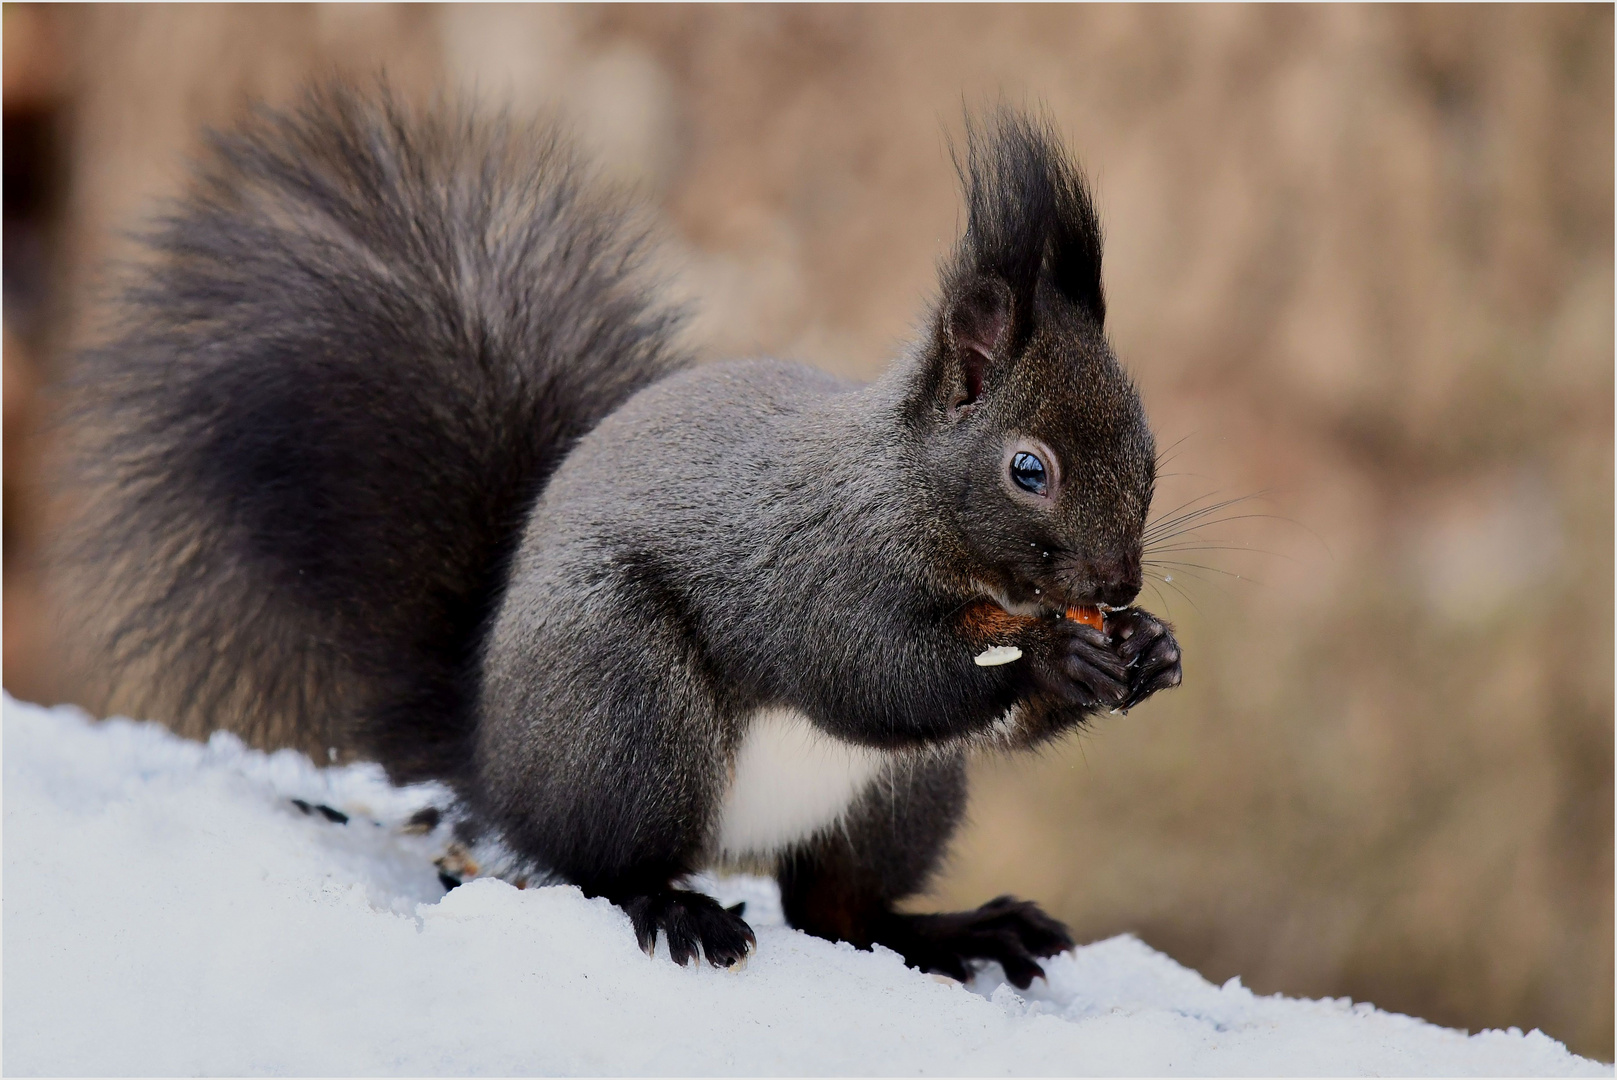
(1065, 605, 1105, 630)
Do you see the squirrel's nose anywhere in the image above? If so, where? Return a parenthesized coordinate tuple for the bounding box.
(1072, 553, 1140, 608)
(1096, 575, 1140, 608)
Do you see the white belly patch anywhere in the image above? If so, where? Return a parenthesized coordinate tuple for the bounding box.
(714, 707, 889, 860)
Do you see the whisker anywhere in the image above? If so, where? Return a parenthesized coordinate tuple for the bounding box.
(1144, 559, 1258, 583)
(1156, 507, 1332, 559)
(1153, 432, 1195, 472)
(1144, 490, 1242, 539)
(1145, 562, 1264, 597)
(1147, 486, 1232, 523)
(1147, 566, 1239, 603)
(1143, 542, 1296, 562)
(1147, 560, 1236, 584)
(1146, 511, 1304, 546)
(1144, 492, 1274, 543)
(1148, 486, 1260, 521)
(1145, 570, 1205, 617)
(1137, 472, 1321, 616)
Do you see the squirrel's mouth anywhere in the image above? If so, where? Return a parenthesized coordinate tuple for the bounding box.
(973, 579, 1118, 622)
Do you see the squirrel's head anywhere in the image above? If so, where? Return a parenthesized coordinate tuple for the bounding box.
(909, 110, 1155, 614)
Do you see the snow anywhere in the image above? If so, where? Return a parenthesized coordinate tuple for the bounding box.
(4, 692, 1607, 1077)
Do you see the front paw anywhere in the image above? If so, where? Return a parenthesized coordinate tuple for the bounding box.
(1107, 607, 1182, 711)
(1033, 619, 1132, 712)
(618, 888, 756, 968)
(881, 896, 1075, 989)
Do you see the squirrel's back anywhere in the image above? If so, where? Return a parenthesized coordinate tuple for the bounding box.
(59, 84, 689, 783)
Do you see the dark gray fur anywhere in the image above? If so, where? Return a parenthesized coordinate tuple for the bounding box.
(59, 85, 687, 779)
(61, 88, 1182, 982)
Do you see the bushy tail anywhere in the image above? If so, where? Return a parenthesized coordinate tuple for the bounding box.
(58, 84, 689, 783)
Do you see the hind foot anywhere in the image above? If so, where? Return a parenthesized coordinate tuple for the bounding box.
(878, 895, 1075, 988)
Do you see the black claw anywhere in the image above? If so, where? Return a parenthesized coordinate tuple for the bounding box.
(664, 908, 700, 966)
(998, 949, 1046, 990)
(624, 897, 660, 957)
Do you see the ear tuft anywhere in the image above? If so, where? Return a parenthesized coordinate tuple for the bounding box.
(946, 108, 1105, 332)
(920, 109, 1105, 420)
(948, 277, 1011, 360)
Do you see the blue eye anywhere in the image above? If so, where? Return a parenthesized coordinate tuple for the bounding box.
(1010, 451, 1047, 496)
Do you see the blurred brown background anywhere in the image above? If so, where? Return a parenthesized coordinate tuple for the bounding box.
(4, 2, 1611, 1060)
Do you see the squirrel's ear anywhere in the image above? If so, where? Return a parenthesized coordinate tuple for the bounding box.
(941, 277, 1014, 417)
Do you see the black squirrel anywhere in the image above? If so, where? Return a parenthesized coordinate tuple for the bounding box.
(61, 85, 1182, 985)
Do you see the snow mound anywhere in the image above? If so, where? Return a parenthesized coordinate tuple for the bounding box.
(4, 693, 1607, 1076)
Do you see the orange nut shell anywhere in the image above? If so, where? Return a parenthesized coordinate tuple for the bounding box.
(1065, 605, 1105, 631)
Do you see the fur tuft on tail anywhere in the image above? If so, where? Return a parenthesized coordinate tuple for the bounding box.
(58, 83, 688, 783)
